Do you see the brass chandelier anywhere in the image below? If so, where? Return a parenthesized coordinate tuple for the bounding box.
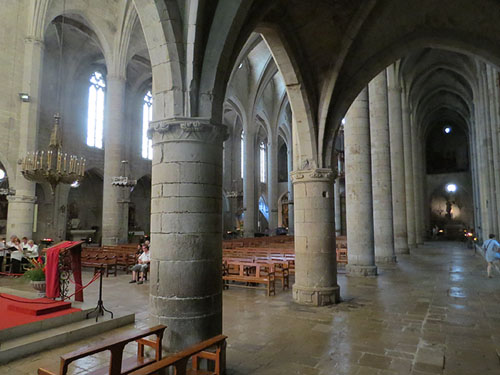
(20, 2, 85, 194)
(21, 113, 85, 194)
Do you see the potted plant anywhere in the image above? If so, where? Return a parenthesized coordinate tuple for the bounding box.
(24, 258, 46, 297)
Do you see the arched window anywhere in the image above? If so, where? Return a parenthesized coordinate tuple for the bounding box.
(259, 141, 266, 183)
(87, 72, 106, 148)
(142, 91, 153, 160)
(240, 131, 244, 179)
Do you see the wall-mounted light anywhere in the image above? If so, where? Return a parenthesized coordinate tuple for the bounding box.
(19, 93, 30, 102)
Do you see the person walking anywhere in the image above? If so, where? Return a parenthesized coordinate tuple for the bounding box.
(482, 234, 500, 278)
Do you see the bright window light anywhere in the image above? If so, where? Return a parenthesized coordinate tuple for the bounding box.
(142, 91, 153, 160)
(240, 131, 244, 179)
(0, 169, 5, 180)
(446, 183, 457, 193)
(444, 126, 452, 134)
(87, 72, 106, 149)
(260, 141, 266, 183)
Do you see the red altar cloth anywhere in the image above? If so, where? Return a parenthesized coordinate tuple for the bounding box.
(45, 241, 84, 301)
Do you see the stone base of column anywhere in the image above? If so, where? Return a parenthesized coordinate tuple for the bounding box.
(395, 246, 410, 254)
(346, 264, 378, 277)
(292, 284, 340, 306)
(375, 255, 397, 263)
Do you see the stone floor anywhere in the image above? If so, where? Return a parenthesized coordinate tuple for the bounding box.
(1, 241, 499, 374)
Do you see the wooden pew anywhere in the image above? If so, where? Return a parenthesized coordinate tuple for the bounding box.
(81, 252, 118, 277)
(129, 334, 227, 375)
(223, 261, 276, 296)
(37, 325, 166, 375)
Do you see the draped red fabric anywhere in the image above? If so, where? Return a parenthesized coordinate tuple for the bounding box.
(45, 247, 61, 299)
(45, 241, 84, 300)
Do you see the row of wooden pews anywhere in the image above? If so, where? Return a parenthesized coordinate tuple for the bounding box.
(38, 325, 227, 375)
(81, 244, 139, 277)
(222, 236, 294, 296)
(222, 236, 348, 295)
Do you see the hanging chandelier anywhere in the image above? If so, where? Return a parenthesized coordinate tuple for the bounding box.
(21, 113, 85, 194)
(112, 160, 136, 188)
(20, 2, 85, 194)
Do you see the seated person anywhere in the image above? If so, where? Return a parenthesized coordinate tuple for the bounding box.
(129, 245, 150, 284)
(26, 240, 39, 258)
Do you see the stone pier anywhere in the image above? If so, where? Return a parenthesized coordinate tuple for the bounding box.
(149, 117, 226, 351)
(291, 168, 339, 305)
(345, 87, 377, 276)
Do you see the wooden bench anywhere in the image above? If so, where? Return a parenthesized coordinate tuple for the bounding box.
(81, 252, 118, 277)
(129, 334, 227, 375)
(37, 325, 166, 375)
(223, 261, 276, 296)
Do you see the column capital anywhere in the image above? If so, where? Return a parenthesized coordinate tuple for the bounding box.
(149, 117, 228, 144)
(7, 194, 37, 204)
(290, 168, 335, 184)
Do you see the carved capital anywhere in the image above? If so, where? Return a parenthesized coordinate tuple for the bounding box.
(290, 168, 335, 184)
(7, 195, 37, 204)
(149, 117, 228, 144)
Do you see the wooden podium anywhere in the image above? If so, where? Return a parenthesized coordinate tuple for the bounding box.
(45, 241, 84, 301)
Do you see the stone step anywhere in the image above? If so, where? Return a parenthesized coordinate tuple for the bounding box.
(0, 311, 135, 364)
(0, 306, 94, 342)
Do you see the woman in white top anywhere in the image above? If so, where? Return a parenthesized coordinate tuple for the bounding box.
(10, 238, 25, 274)
(26, 240, 39, 258)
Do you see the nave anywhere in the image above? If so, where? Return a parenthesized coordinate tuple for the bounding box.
(1, 241, 498, 375)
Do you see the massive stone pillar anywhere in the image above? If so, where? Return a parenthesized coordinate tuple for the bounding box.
(243, 130, 255, 236)
(387, 67, 409, 254)
(287, 147, 294, 235)
(334, 175, 342, 237)
(401, 93, 416, 248)
(368, 71, 396, 263)
(345, 88, 377, 276)
(7, 37, 44, 239)
(267, 135, 278, 232)
(291, 168, 339, 305)
(102, 76, 128, 245)
(411, 111, 424, 245)
(149, 118, 226, 351)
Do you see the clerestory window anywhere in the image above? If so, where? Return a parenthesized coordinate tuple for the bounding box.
(86, 72, 106, 149)
(142, 91, 153, 160)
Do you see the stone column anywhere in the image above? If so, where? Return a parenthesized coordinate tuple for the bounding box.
(7, 38, 44, 239)
(287, 147, 294, 235)
(291, 168, 340, 305)
(267, 135, 278, 232)
(345, 87, 377, 276)
(149, 118, 226, 351)
(411, 111, 424, 245)
(387, 67, 409, 254)
(401, 93, 416, 248)
(243, 130, 255, 236)
(369, 71, 396, 263)
(334, 175, 342, 237)
(102, 76, 127, 245)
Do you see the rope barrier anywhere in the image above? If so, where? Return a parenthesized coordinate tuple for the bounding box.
(0, 271, 24, 277)
(0, 271, 102, 304)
